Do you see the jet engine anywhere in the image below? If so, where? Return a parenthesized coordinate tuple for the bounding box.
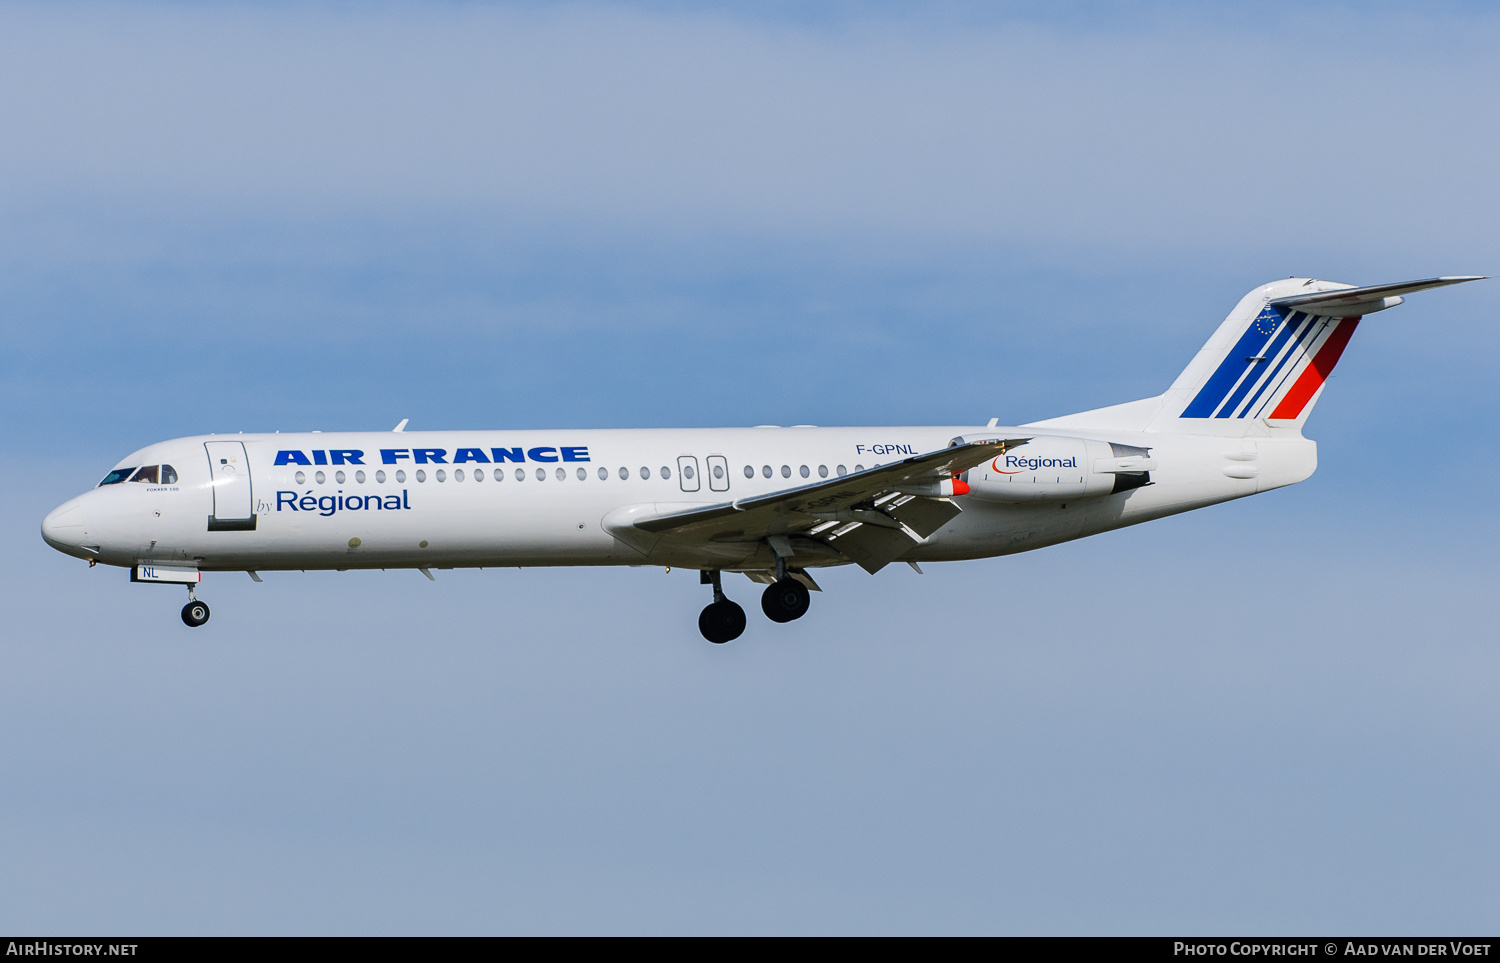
(956, 435, 1156, 503)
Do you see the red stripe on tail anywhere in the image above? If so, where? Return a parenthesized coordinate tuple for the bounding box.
(1268, 317, 1361, 420)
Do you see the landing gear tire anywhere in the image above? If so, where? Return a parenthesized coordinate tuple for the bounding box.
(699, 599, 747, 644)
(181, 600, 211, 627)
(761, 578, 810, 623)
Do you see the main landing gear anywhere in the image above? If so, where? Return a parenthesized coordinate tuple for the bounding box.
(761, 577, 810, 623)
(760, 548, 810, 624)
(181, 585, 210, 627)
(697, 561, 813, 643)
(698, 570, 746, 644)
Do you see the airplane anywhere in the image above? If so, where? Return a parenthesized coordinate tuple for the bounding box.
(40, 275, 1482, 643)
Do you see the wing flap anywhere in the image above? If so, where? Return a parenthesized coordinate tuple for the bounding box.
(883, 494, 963, 539)
(825, 522, 919, 574)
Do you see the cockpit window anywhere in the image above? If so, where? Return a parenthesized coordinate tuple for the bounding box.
(160, 465, 178, 484)
(130, 465, 160, 484)
(99, 467, 136, 486)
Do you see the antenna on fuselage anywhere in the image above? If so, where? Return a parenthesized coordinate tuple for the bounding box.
(393, 418, 409, 432)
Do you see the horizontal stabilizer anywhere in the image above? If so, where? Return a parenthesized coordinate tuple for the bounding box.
(1268, 276, 1484, 317)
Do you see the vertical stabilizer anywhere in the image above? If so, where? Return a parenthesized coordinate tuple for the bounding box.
(1156, 286, 1358, 431)
(1144, 276, 1481, 434)
(1029, 275, 1481, 434)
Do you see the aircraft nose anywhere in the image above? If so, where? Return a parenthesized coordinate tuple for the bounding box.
(41, 498, 87, 555)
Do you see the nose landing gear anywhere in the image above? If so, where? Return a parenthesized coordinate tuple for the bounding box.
(181, 585, 210, 627)
(697, 570, 746, 644)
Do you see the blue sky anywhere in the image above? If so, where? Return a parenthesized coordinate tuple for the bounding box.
(3, 0, 1498, 934)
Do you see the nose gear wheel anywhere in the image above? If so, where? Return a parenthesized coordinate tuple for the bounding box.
(181, 600, 211, 627)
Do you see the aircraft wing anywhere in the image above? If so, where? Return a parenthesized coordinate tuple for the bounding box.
(612, 438, 1029, 574)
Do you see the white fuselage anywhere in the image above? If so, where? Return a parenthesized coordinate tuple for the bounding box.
(41, 425, 1316, 574)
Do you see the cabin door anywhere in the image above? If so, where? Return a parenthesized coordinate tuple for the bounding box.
(204, 441, 256, 530)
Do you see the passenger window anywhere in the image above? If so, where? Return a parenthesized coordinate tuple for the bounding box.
(536, 468, 546, 481)
(762, 465, 772, 478)
(836, 465, 847, 476)
(818, 465, 828, 478)
(474, 469, 484, 481)
(356, 470, 366, 483)
(683, 464, 695, 480)
(618, 467, 628, 480)
(855, 464, 864, 472)
(780, 465, 791, 478)
(454, 469, 464, 482)
(436, 469, 446, 482)
(295, 471, 306, 485)
(516, 468, 526, 481)
(640, 467, 650, 479)
(660, 466, 671, 479)
(555, 467, 566, 480)
(160, 465, 179, 484)
(335, 470, 346, 484)
(799, 465, 809, 478)
(315, 471, 326, 484)
(743, 465, 754, 479)
(99, 467, 136, 486)
(713, 464, 724, 479)
(130, 465, 159, 484)
(395, 470, 405, 483)
(578, 467, 588, 480)
(415, 470, 426, 482)
(598, 467, 608, 480)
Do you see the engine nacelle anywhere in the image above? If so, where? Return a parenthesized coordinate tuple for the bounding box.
(958, 435, 1155, 503)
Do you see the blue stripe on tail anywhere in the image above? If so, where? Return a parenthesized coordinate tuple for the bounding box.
(1181, 306, 1286, 418)
(1214, 311, 1306, 418)
(1238, 312, 1322, 418)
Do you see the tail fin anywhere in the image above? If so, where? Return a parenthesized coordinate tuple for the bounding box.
(1029, 276, 1482, 434)
(1155, 276, 1480, 432)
